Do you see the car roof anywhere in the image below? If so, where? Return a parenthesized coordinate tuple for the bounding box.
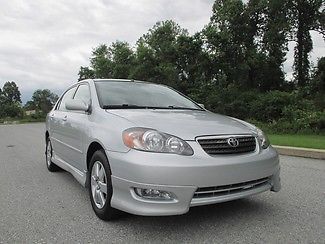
(92, 78, 142, 83)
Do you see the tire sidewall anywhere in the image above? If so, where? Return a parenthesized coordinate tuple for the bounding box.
(46, 137, 61, 172)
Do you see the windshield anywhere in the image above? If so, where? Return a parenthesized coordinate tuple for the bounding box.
(95, 81, 202, 110)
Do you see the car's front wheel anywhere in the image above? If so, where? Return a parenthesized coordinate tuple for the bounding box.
(89, 150, 119, 220)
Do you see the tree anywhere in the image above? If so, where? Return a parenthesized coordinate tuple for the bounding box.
(290, 0, 325, 87)
(204, 0, 292, 91)
(130, 41, 158, 82)
(24, 100, 36, 111)
(132, 20, 188, 90)
(109, 41, 135, 79)
(204, 0, 249, 88)
(0, 88, 5, 118)
(310, 57, 325, 107)
(0, 81, 22, 118)
(89, 44, 113, 79)
(0, 88, 4, 104)
(1, 81, 21, 104)
(175, 33, 210, 94)
(78, 42, 135, 80)
(30, 89, 59, 115)
(261, 0, 291, 91)
(244, 0, 268, 89)
(311, 57, 325, 92)
(78, 66, 95, 81)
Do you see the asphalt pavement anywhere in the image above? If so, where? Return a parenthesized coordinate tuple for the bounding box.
(0, 123, 324, 243)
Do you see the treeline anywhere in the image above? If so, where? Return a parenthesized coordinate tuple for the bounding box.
(0, 81, 58, 121)
(79, 0, 325, 133)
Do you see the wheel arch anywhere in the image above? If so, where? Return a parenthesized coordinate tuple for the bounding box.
(85, 140, 109, 188)
(87, 141, 104, 168)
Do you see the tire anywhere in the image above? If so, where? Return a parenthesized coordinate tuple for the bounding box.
(88, 149, 119, 220)
(45, 137, 61, 172)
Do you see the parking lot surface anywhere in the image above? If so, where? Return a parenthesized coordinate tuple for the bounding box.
(0, 123, 324, 243)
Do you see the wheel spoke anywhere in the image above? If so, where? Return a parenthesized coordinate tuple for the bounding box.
(95, 189, 101, 205)
(98, 167, 105, 181)
(91, 175, 97, 187)
(99, 191, 105, 207)
(92, 187, 97, 203)
(95, 163, 100, 177)
(98, 182, 107, 194)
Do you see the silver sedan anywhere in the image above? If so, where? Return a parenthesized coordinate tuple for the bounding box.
(45, 79, 281, 220)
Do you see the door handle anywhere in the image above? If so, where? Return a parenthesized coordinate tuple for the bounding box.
(62, 115, 67, 121)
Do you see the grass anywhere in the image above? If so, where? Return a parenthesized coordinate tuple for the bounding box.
(0, 117, 45, 124)
(269, 134, 325, 150)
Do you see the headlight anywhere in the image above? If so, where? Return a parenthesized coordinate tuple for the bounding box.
(256, 128, 270, 149)
(122, 127, 194, 156)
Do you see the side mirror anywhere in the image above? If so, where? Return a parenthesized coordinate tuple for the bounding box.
(65, 99, 89, 112)
(198, 103, 205, 109)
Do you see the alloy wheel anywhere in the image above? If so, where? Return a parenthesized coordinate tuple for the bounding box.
(91, 161, 108, 209)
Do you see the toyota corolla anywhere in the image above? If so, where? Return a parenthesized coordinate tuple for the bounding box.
(45, 79, 281, 220)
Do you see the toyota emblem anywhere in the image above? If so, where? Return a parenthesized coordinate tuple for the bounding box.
(227, 137, 239, 147)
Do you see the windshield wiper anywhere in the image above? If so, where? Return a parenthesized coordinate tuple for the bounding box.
(103, 104, 149, 109)
(167, 105, 203, 111)
(103, 104, 203, 110)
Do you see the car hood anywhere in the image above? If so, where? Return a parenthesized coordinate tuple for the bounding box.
(106, 109, 254, 140)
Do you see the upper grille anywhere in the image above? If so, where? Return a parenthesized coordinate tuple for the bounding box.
(197, 135, 256, 155)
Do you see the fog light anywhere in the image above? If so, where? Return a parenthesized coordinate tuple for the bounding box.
(134, 188, 175, 200)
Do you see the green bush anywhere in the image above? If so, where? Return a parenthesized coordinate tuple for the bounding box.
(250, 91, 294, 122)
(30, 111, 46, 120)
(190, 86, 324, 134)
(0, 103, 23, 118)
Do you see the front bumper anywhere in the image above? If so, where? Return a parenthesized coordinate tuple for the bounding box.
(107, 142, 281, 216)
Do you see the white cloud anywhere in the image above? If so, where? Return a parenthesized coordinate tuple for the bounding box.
(0, 0, 323, 103)
(0, 0, 213, 102)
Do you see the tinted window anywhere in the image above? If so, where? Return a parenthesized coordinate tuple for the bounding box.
(58, 87, 77, 111)
(74, 84, 90, 104)
(95, 81, 201, 110)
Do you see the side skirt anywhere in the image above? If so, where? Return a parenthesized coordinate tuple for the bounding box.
(52, 154, 87, 187)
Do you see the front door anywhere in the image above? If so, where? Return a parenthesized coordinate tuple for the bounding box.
(59, 84, 91, 171)
(51, 86, 77, 165)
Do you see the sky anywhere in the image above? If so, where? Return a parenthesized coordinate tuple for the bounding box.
(0, 0, 324, 104)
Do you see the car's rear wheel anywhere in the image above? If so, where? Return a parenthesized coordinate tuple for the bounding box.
(89, 150, 119, 220)
(45, 137, 61, 172)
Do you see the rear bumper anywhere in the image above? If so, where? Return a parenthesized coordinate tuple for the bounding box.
(107, 143, 281, 216)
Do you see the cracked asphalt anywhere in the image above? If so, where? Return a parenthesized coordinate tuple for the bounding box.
(0, 123, 324, 243)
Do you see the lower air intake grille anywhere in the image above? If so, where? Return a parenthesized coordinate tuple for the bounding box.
(197, 135, 257, 155)
(193, 177, 270, 199)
